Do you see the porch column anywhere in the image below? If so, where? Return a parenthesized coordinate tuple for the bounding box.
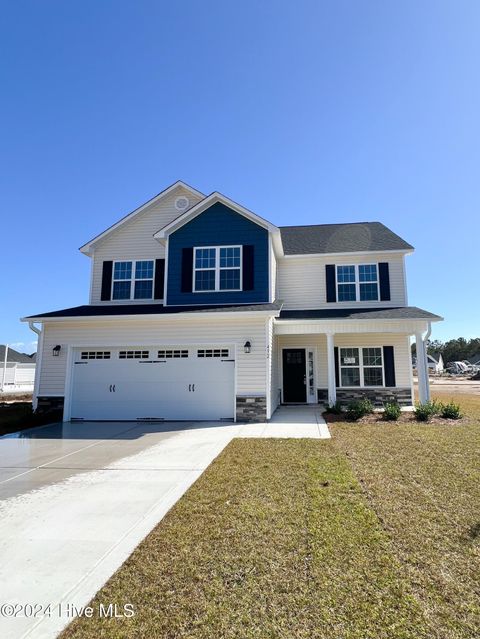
(416, 332, 429, 404)
(326, 332, 336, 406)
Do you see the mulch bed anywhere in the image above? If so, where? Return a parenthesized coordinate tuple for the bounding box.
(323, 411, 467, 425)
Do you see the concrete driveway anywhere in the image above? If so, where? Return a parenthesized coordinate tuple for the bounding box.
(0, 410, 329, 639)
(0, 420, 242, 639)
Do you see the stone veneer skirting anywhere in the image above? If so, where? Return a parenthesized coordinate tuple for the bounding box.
(37, 395, 268, 422)
(36, 396, 65, 415)
(317, 387, 412, 407)
(236, 396, 267, 422)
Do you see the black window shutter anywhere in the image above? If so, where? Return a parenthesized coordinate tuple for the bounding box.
(181, 248, 194, 293)
(326, 265, 336, 302)
(379, 262, 391, 301)
(334, 347, 339, 387)
(383, 346, 396, 387)
(243, 245, 254, 291)
(101, 261, 113, 301)
(154, 259, 165, 300)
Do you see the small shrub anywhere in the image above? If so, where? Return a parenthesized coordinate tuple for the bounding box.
(414, 399, 441, 422)
(325, 401, 343, 415)
(346, 398, 374, 421)
(440, 400, 462, 420)
(383, 401, 401, 421)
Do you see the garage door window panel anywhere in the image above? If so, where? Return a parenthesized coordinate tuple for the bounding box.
(119, 350, 150, 359)
(197, 349, 229, 358)
(158, 350, 189, 358)
(80, 351, 111, 360)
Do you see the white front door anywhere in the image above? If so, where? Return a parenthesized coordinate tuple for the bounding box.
(69, 346, 235, 421)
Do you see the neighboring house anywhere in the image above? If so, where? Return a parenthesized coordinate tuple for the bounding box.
(467, 354, 480, 367)
(413, 353, 444, 373)
(22, 181, 442, 421)
(429, 353, 444, 373)
(0, 345, 36, 391)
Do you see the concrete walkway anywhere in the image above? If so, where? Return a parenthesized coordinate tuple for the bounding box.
(0, 408, 330, 639)
(238, 405, 330, 439)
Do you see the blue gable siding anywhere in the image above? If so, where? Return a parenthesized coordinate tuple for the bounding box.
(166, 202, 269, 305)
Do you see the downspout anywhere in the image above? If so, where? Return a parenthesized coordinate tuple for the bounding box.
(28, 321, 41, 338)
(28, 321, 42, 410)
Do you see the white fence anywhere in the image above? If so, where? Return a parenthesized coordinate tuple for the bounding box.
(0, 363, 36, 390)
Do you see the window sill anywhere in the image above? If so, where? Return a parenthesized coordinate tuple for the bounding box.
(192, 289, 243, 293)
(338, 385, 386, 389)
(97, 299, 163, 304)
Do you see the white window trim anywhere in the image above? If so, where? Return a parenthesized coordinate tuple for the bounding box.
(336, 263, 379, 302)
(111, 259, 156, 301)
(338, 346, 385, 388)
(193, 245, 243, 293)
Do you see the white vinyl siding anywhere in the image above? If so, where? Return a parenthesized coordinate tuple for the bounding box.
(277, 253, 407, 310)
(265, 316, 276, 418)
(90, 188, 203, 304)
(276, 333, 411, 388)
(38, 316, 269, 398)
(270, 331, 280, 411)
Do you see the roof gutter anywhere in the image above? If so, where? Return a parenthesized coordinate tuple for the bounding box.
(274, 316, 442, 324)
(21, 309, 282, 323)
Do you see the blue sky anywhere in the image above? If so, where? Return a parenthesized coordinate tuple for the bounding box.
(1, 0, 479, 353)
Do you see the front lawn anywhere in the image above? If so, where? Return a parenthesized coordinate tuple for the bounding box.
(330, 401, 480, 638)
(62, 395, 480, 639)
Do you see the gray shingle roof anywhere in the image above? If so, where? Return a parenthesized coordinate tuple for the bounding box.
(278, 307, 442, 321)
(25, 302, 283, 320)
(0, 345, 36, 363)
(279, 222, 413, 255)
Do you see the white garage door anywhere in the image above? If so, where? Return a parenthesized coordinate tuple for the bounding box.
(69, 346, 235, 421)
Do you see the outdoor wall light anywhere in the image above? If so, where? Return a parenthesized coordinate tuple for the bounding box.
(244, 341, 252, 354)
(52, 345, 61, 357)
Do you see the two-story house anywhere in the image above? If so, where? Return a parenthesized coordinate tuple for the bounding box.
(23, 181, 442, 422)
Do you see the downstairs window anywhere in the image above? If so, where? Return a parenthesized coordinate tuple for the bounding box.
(339, 347, 384, 387)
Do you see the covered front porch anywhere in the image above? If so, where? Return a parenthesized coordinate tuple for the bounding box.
(271, 310, 439, 411)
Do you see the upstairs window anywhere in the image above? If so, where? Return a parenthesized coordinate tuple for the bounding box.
(358, 264, 379, 301)
(193, 246, 242, 292)
(337, 265, 356, 301)
(112, 260, 154, 300)
(336, 264, 379, 302)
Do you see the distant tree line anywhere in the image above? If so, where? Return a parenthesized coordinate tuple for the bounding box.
(411, 338, 480, 364)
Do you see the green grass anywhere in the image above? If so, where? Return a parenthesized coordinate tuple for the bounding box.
(61, 393, 480, 639)
(330, 394, 480, 639)
(62, 440, 430, 639)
